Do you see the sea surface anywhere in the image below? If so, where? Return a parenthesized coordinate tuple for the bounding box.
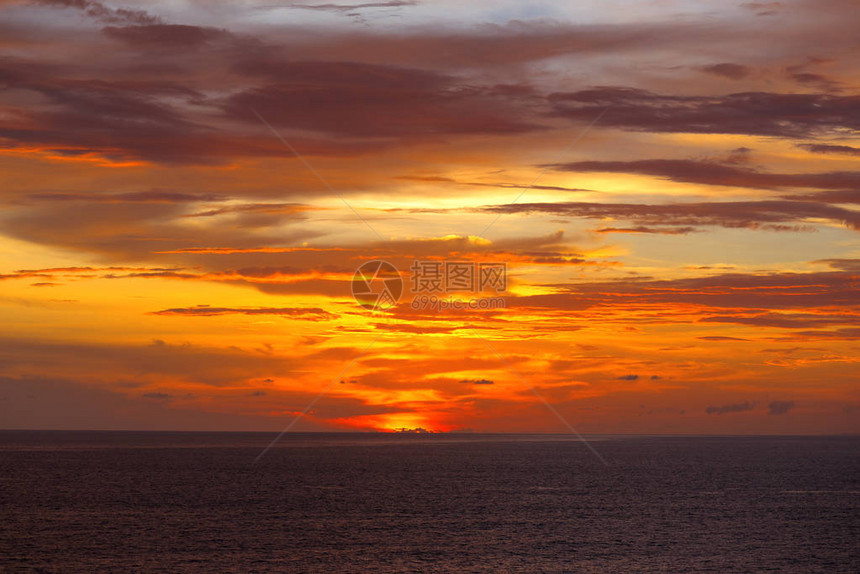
(1, 432, 857, 573)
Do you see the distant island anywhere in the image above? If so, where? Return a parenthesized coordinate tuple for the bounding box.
(393, 427, 435, 434)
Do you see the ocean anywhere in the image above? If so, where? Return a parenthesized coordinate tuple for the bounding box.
(1, 432, 857, 572)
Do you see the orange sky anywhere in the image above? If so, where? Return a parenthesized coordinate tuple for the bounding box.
(0, 0, 858, 434)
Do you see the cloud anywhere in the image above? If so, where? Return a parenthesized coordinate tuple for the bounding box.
(550, 159, 860, 191)
(797, 143, 860, 156)
(0, 198, 323, 258)
(705, 401, 756, 415)
(508, 270, 860, 312)
(782, 190, 860, 204)
(223, 62, 541, 139)
(2, 4, 854, 171)
(768, 400, 796, 415)
(595, 226, 697, 235)
(395, 174, 592, 194)
(373, 323, 458, 334)
(617, 374, 639, 380)
(0, 57, 386, 165)
(0, 375, 302, 431)
(150, 305, 335, 320)
(739, 1, 785, 16)
(0, 265, 189, 283)
(814, 258, 860, 272)
(184, 203, 314, 218)
(268, 1, 416, 13)
(482, 200, 860, 232)
(700, 312, 859, 329)
(0, 374, 383, 431)
(102, 24, 229, 48)
(700, 63, 751, 80)
(458, 379, 494, 385)
(26, 191, 225, 203)
(0, 337, 300, 387)
(789, 72, 840, 91)
(33, 0, 161, 25)
(778, 327, 860, 341)
(549, 88, 859, 137)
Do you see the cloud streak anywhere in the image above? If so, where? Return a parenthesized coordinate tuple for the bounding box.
(483, 200, 860, 232)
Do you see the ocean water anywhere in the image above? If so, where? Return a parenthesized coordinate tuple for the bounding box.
(1, 432, 857, 573)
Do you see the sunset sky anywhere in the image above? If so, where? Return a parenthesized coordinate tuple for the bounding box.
(0, 0, 857, 434)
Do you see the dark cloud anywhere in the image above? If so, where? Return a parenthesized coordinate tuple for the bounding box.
(0, 67, 213, 164)
(395, 174, 592, 194)
(0, 375, 302, 431)
(0, 337, 299, 387)
(0, 375, 379, 431)
(549, 88, 859, 137)
(550, 159, 860, 191)
(700, 63, 751, 80)
(740, 2, 783, 16)
(779, 327, 860, 340)
(768, 400, 796, 415)
(150, 305, 335, 320)
(104, 270, 198, 279)
(782, 190, 860, 204)
(102, 25, 229, 48)
(0, 266, 190, 283)
(184, 203, 313, 218)
(701, 312, 859, 329)
(223, 62, 541, 139)
(33, 0, 161, 25)
(705, 401, 756, 415)
(482, 199, 860, 232)
(458, 379, 494, 385)
(814, 258, 860, 272)
(2, 8, 853, 169)
(698, 336, 750, 341)
(271, 1, 417, 13)
(508, 270, 859, 312)
(724, 147, 754, 165)
(373, 323, 458, 334)
(0, 58, 387, 164)
(278, 20, 732, 69)
(595, 226, 698, 235)
(797, 143, 860, 156)
(26, 191, 225, 203)
(789, 72, 840, 91)
(0, 199, 322, 259)
(617, 374, 639, 380)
